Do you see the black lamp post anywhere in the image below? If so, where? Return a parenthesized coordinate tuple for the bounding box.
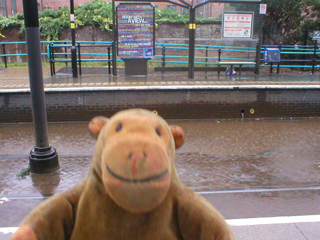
(70, 0, 78, 78)
(188, 6, 196, 78)
(23, 0, 59, 174)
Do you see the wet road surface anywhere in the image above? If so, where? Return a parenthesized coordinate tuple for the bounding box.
(0, 118, 320, 239)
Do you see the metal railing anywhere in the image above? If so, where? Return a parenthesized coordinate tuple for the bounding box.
(152, 43, 258, 73)
(1, 41, 319, 74)
(48, 41, 113, 76)
(261, 43, 320, 74)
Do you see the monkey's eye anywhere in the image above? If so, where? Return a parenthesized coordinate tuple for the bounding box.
(156, 128, 161, 136)
(116, 123, 122, 132)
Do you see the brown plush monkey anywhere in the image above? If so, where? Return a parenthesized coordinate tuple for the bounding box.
(11, 109, 236, 240)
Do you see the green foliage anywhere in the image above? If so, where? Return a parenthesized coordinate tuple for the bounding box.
(155, 7, 189, 23)
(39, 7, 70, 40)
(0, 0, 112, 41)
(16, 167, 30, 179)
(1, 0, 317, 43)
(75, 0, 113, 31)
(0, 13, 24, 38)
(0, 0, 220, 41)
(265, 0, 303, 43)
(265, 0, 320, 44)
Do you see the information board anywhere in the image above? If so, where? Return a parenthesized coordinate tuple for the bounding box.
(313, 31, 320, 40)
(117, 3, 155, 59)
(222, 12, 253, 38)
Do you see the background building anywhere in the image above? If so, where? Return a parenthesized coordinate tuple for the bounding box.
(1, 0, 226, 19)
(1, 0, 22, 17)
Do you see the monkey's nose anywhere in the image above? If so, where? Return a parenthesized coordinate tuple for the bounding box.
(128, 151, 147, 161)
(129, 151, 147, 176)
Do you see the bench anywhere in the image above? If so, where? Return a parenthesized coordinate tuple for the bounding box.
(218, 61, 256, 75)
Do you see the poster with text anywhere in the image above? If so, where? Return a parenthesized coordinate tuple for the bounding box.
(223, 12, 253, 38)
(117, 3, 155, 58)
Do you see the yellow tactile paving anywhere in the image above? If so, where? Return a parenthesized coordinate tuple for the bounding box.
(0, 67, 319, 90)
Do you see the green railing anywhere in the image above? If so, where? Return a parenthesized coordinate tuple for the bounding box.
(1, 41, 319, 74)
(47, 41, 114, 75)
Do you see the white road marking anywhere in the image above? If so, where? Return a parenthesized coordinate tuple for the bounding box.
(227, 215, 320, 226)
(1, 215, 319, 234)
(0, 227, 18, 234)
(197, 185, 320, 194)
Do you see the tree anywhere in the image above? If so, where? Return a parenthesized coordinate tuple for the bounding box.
(264, 0, 320, 44)
(229, 0, 320, 45)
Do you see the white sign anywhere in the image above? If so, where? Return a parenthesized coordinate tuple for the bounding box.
(313, 31, 320, 40)
(223, 12, 253, 38)
(259, 4, 267, 14)
(70, 14, 75, 22)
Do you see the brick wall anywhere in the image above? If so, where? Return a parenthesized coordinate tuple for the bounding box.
(1, 23, 258, 64)
(1, 89, 319, 123)
(42, 0, 90, 10)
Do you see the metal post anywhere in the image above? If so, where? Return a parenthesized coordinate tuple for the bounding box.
(49, 43, 53, 76)
(255, 8, 265, 75)
(2, 44, 7, 68)
(218, 48, 221, 74)
(77, 43, 82, 75)
(277, 42, 282, 74)
(188, 6, 196, 78)
(302, 30, 308, 71)
(23, 0, 59, 174)
(112, 0, 118, 76)
(255, 42, 260, 74)
(64, 42, 68, 66)
(107, 46, 111, 74)
(52, 45, 56, 75)
(161, 45, 166, 68)
(205, 46, 209, 72)
(70, 0, 78, 78)
(312, 41, 317, 75)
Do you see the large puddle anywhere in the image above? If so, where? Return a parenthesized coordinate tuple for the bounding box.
(0, 118, 319, 195)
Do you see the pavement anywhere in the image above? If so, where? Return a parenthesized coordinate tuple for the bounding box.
(0, 66, 320, 239)
(0, 66, 319, 91)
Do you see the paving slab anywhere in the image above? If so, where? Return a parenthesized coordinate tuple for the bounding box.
(231, 223, 308, 240)
(295, 222, 320, 239)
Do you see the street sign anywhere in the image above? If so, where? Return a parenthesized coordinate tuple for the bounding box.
(222, 12, 253, 38)
(259, 4, 267, 14)
(313, 31, 320, 40)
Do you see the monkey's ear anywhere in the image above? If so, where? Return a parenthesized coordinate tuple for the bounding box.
(170, 125, 185, 149)
(88, 116, 109, 139)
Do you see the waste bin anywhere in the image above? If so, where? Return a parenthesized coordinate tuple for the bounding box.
(264, 48, 281, 63)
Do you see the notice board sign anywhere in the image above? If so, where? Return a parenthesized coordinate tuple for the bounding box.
(313, 31, 320, 40)
(222, 12, 253, 38)
(117, 3, 155, 59)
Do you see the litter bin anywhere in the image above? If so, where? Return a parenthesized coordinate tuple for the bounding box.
(264, 48, 281, 63)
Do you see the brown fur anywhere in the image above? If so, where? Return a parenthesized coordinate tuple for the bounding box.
(11, 109, 236, 240)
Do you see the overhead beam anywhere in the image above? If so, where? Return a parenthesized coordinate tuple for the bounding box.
(195, 0, 262, 9)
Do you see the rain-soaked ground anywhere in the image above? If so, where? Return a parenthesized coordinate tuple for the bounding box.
(1, 118, 320, 239)
(1, 117, 319, 196)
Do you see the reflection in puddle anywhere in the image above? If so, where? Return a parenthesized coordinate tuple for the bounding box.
(0, 118, 319, 195)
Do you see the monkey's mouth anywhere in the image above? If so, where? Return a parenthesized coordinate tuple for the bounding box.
(106, 164, 169, 183)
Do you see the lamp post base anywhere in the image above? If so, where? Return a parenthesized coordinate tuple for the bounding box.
(29, 146, 59, 174)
